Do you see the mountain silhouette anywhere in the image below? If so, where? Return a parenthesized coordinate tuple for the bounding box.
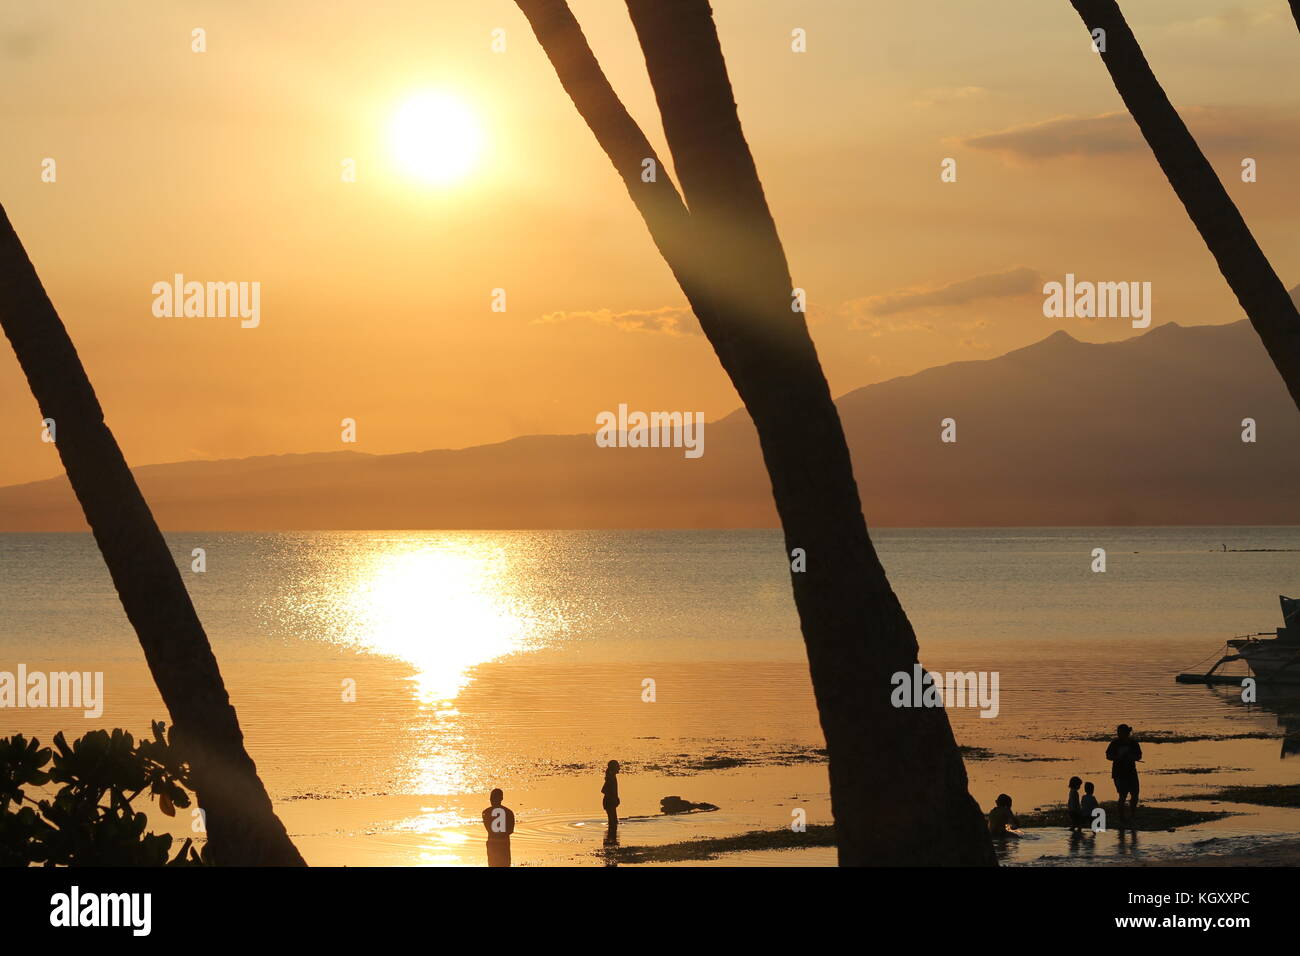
(3, 320, 1297, 530)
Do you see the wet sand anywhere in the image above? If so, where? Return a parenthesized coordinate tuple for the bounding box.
(8, 653, 1300, 866)
(1153, 839, 1300, 866)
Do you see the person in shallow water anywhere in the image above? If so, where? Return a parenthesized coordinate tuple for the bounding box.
(987, 793, 1021, 839)
(482, 788, 515, 867)
(1067, 776, 1084, 832)
(1080, 781, 1100, 826)
(1105, 723, 1142, 825)
(601, 760, 621, 836)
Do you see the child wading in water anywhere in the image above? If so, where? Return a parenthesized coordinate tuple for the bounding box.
(987, 793, 1021, 839)
(1067, 776, 1084, 832)
(602, 760, 620, 838)
(1080, 781, 1100, 830)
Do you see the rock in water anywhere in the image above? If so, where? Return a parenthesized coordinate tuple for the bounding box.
(660, 795, 719, 814)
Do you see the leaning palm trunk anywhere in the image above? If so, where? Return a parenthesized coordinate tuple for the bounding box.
(516, 0, 995, 865)
(1069, 0, 1300, 411)
(0, 204, 304, 866)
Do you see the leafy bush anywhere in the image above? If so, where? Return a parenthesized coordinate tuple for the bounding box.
(0, 721, 209, 866)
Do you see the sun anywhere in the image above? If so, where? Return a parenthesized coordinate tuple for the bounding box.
(389, 91, 484, 185)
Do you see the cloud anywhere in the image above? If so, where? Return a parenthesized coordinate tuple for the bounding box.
(912, 85, 987, 108)
(961, 107, 1300, 161)
(1167, 7, 1280, 33)
(845, 267, 1042, 324)
(962, 112, 1138, 159)
(850, 316, 935, 337)
(535, 306, 700, 335)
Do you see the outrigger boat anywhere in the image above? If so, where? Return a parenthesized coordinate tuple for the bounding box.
(1177, 596, 1300, 685)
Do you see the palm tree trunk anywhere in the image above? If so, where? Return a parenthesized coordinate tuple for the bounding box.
(516, 0, 994, 865)
(1069, 0, 1300, 410)
(0, 204, 304, 866)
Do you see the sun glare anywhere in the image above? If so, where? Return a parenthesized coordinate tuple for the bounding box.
(389, 91, 484, 185)
(344, 543, 532, 704)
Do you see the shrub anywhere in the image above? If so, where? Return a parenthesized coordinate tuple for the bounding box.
(0, 721, 209, 866)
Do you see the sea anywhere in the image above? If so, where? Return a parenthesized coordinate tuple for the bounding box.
(2, 527, 1298, 866)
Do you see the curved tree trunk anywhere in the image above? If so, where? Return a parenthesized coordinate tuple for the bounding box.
(1069, 0, 1300, 410)
(0, 204, 304, 866)
(516, 0, 995, 865)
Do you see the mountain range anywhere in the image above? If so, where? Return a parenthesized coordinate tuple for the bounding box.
(3, 320, 1298, 530)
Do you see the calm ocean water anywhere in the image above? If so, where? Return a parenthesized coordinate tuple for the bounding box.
(7, 525, 1300, 655)
(2, 527, 1298, 865)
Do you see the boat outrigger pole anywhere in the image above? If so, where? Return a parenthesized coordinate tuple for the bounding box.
(1175, 641, 1257, 685)
(1177, 596, 1300, 685)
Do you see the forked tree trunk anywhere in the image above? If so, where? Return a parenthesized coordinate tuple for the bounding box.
(1069, 0, 1300, 411)
(516, 0, 995, 865)
(0, 204, 304, 866)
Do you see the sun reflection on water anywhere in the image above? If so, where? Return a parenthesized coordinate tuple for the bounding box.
(264, 532, 577, 798)
(340, 540, 539, 705)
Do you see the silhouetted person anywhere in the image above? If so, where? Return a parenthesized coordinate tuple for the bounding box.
(1105, 724, 1142, 824)
(1067, 776, 1084, 832)
(987, 793, 1021, 839)
(1080, 781, 1099, 830)
(482, 788, 515, 867)
(602, 760, 620, 837)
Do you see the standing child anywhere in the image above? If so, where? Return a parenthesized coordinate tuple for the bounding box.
(601, 760, 621, 838)
(1080, 781, 1100, 831)
(1067, 776, 1084, 832)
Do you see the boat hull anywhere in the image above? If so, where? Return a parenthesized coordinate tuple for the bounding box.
(1238, 641, 1300, 683)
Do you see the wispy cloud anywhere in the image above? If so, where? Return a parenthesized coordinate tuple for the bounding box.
(850, 316, 935, 337)
(961, 107, 1300, 161)
(535, 306, 700, 335)
(963, 112, 1136, 159)
(1166, 6, 1280, 34)
(913, 85, 987, 108)
(845, 267, 1041, 325)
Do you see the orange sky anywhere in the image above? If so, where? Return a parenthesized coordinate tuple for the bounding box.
(2, 0, 1298, 486)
